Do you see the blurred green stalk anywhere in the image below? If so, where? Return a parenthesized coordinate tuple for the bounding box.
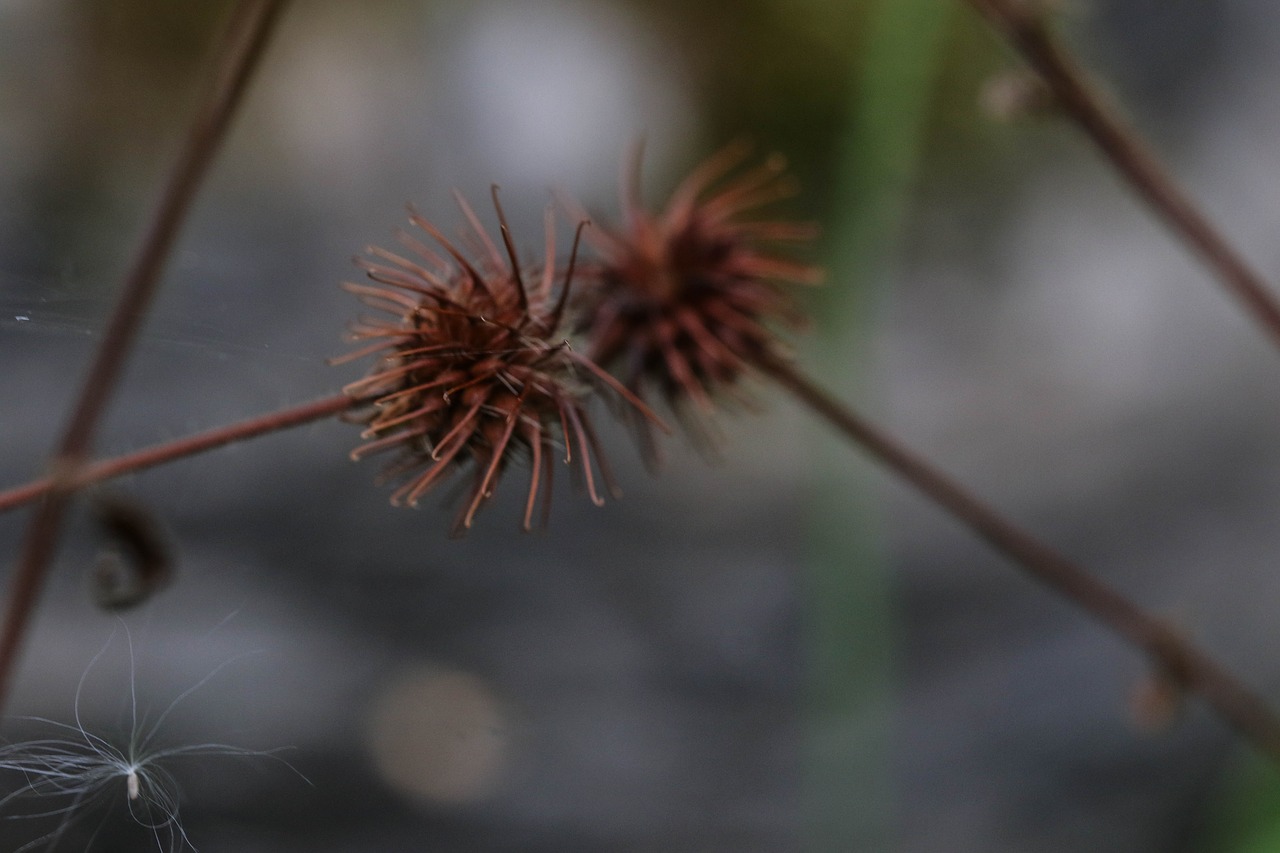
(803, 0, 951, 849)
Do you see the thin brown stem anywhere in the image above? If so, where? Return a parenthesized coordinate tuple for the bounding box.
(761, 354, 1280, 761)
(967, 0, 1280, 350)
(0, 0, 289, 711)
(0, 395, 355, 515)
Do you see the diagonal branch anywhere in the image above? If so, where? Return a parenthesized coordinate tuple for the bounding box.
(0, 0, 291, 711)
(0, 395, 355, 515)
(761, 353, 1280, 762)
(967, 0, 1280, 350)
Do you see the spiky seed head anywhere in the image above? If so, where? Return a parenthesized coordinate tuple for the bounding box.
(571, 142, 822, 459)
(336, 191, 662, 536)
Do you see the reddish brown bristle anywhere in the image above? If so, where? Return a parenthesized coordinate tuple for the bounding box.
(338, 195, 665, 534)
(572, 145, 821, 465)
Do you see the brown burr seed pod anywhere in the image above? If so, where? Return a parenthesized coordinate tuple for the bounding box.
(569, 142, 822, 462)
(334, 190, 665, 536)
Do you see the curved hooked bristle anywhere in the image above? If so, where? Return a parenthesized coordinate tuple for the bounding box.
(338, 192, 664, 534)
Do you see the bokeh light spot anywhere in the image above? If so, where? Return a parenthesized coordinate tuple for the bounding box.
(365, 665, 510, 806)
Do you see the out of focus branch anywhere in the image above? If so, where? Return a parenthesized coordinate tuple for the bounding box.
(764, 354, 1280, 763)
(0, 0, 291, 711)
(968, 0, 1280, 350)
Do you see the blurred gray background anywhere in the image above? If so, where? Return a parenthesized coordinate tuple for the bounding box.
(2, 0, 1280, 850)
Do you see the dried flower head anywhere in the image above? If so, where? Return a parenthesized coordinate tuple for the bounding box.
(571, 142, 822, 456)
(335, 191, 661, 536)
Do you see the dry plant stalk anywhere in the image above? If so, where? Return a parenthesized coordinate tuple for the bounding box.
(967, 0, 1280, 348)
(0, 0, 291, 710)
(3, 1, 1280, 815)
